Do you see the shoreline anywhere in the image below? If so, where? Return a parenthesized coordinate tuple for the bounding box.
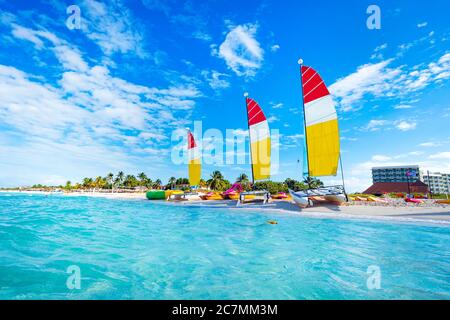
(3, 190, 450, 225)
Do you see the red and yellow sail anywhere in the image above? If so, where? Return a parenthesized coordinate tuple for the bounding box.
(187, 130, 201, 186)
(301, 65, 340, 177)
(246, 98, 271, 180)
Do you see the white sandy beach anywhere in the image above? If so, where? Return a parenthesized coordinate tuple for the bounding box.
(50, 191, 450, 224)
(3, 190, 449, 224)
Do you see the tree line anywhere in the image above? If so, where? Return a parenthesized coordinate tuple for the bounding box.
(22, 171, 323, 194)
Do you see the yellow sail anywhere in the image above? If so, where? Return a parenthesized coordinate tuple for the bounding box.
(301, 65, 340, 177)
(187, 131, 201, 186)
(246, 98, 271, 180)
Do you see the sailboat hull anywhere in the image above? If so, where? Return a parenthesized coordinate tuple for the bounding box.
(289, 190, 311, 208)
(323, 194, 347, 204)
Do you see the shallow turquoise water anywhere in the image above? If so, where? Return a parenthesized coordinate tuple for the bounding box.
(0, 193, 449, 299)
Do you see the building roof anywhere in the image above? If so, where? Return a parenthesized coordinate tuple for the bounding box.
(363, 181, 429, 195)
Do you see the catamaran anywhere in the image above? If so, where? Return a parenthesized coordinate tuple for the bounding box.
(183, 129, 203, 201)
(289, 59, 347, 208)
(237, 93, 271, 206)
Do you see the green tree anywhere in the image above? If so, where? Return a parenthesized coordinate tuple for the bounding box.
(254, 181, 288, 194)
(168, 177, 176, 189)
(137, 172, 149, 187)
(82, 177, 93, 190)
(236, 173, 249, 183)
(106, 173, 114, 190)
(303, 177, 324, 189)
(124, 175, 138, 188)
(115, 171, 124, 188)
(153, 179, 162, 189)
(236, 173, 251, 190)
(285, 178, 308, 192)
(94, 176, 106, 190)
(64, 181, 72, 191)
(207, 171, 228, 191)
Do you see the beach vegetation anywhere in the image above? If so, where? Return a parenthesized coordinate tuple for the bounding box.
(284, 178, 308, 191)
(303, 177, 324, 189)
(254, 181, 289, 194)
(64, 181, 72, 191)
(5, 171, 330, 196)
(207, 171, 231, 191)
(236, 173, 252, 191)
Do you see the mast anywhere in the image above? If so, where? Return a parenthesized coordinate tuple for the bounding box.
(244, 92, 255, 185)
(298, 58, 311, 189)
(339, 154, 348, 201)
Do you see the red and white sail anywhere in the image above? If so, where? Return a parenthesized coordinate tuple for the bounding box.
(246, 97, 271, 180)
(301, 65, 340, 177)
(187, 130, 201, 186)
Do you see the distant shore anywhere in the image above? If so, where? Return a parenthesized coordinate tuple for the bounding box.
(2, 190, 450, 224)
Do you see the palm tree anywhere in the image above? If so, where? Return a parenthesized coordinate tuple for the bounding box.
(153, 179, 162, 189)
(207, 171, 225, 191)
(106, 173, 114, 192)
(64, 181, 72, 191)
(236, 173, 249, 183)
(168, 177, 176, 189)
(303, 177, 324, 189)
(124, 175, 138, 188)
(137, 172, 149, 187)
(115, 171, 124, 189)
(94, 176, 106, 191)
(82, 177, 94, 191)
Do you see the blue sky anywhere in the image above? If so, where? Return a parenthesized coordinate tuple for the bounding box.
(0, 0, 449, 191)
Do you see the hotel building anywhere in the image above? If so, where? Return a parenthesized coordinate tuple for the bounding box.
(422, 172, 450, 195)
(372, 165, 422, 183)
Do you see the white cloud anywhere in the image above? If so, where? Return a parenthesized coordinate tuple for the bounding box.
(374, 43, 387, 52)
(271, 102, 283, 109)
(429, 152, 450, 159)
(213, 23, 264, 77)
(270, 44, 280, 52)
(53, 45, 89, 72)
(329, 60, 400, 111)
(267, 115, 278, 123)
(395, 120, 417, 131)
(372, 155, 391, 161)
(419, 142, 441, 147)
(370, 43, 387, 60)
(202, 70, 230, 90)
(0, 22, 203, 186)
(11, 24, 61, 48)
(11, 24, 44, 48)
(417, 22, 428, 28)
(364, 119, 388, 131)
(363, 119, 417, 132)
(330, 52, 450, 111)
(81, 0, 147, 57)
(394, 104, 413, 109)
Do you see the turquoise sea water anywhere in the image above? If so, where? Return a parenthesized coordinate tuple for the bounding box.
(0, 192, 449, 300)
